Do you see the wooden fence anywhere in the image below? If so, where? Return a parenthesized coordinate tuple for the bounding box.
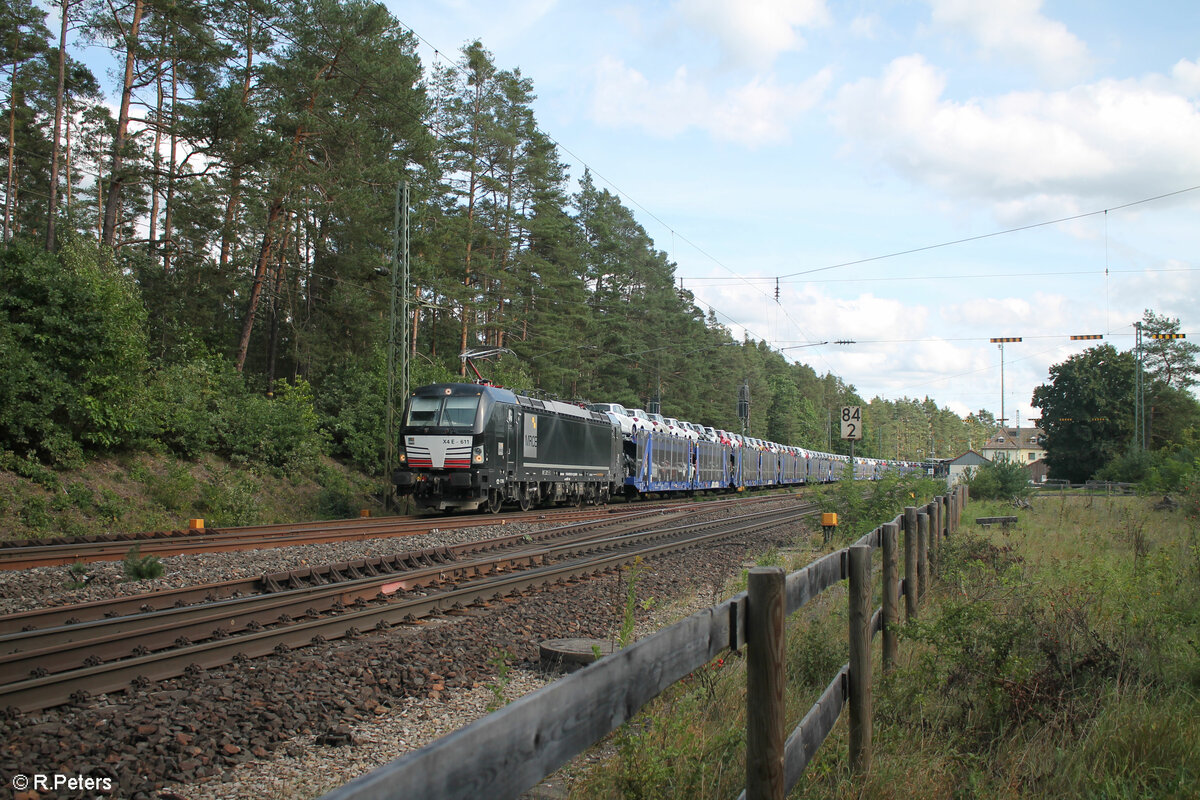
(1035, 480, 1136, 495)
(320, 486, 968, 800)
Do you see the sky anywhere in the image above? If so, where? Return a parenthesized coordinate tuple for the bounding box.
(377, 0, 1200, 434)
(379, 0, 1200, 434)
(63, 0, 1198, 435)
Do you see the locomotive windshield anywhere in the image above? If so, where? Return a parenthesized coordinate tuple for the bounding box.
(405, 395, 480, 429)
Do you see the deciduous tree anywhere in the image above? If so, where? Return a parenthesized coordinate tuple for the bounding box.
(1031, 344, 1136, 482)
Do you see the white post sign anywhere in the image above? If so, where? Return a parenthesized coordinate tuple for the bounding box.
(840, 406, 863, 440)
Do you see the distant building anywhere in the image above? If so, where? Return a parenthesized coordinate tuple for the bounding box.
(947, 450, 990, 485)
(980, 427, 1045, 466)
(1026, 458, 1050, 483)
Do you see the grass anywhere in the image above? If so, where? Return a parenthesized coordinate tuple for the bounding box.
(567, 492, 1200, 799)
(0, 452, 381, 541)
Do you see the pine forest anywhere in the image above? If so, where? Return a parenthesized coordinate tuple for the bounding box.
(1, 0, 998, 478)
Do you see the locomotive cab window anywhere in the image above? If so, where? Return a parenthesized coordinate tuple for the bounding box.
(442, 397, 478, 428)
(406, 395, 480, 428)
(407, 396, 442, 425)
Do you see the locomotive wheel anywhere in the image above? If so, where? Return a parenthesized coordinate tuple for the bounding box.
(487, 489, 503, 514)
(519, 485, 533, 512)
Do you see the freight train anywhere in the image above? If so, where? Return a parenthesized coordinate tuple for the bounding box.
(393, 382, 914, 513)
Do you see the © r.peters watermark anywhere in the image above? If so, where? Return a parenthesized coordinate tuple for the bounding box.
(10, 772, 114, 794)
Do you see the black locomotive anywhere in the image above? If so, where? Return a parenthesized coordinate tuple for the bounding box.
(393, 383, 620, 512)
(393, 382, 913, 513)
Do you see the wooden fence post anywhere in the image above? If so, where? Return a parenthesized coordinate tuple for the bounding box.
(932, 499, 940, 567)
(903, 506, 918, 620)
(917, 511, 929, 603)
(747, 567, 785, 800)
(939, 496, 947, 551)
(881, 522, 899, 672)
(927, 501, 940, 574)
(848, 545, 872, 774)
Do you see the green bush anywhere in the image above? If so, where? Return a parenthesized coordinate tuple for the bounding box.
(139, 462, 198, 512)
(19, 497, 51, 531)
(814, 471, 943, 538)
(1096, 447, 1198, 493)
(141, 356, 231, 458)
(316, 356, 387, 475)
(966, 458, 1032, 500)
(222, 379, 329, 471)
(313, 354, 459, 475)
(0, 450, 61, 489)
(95, 488, 129, 526)
(196, 467, 263, 526)
(0, 238, 150, 465)
(1096, 447, 1160, 485)
(141, 354, 329, 472)
(315, 466, 356, 519)
(65, 482, 95, 511)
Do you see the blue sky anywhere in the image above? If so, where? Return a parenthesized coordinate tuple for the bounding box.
(67, 0, 1198, 432)
(382, 0, 1200, 431)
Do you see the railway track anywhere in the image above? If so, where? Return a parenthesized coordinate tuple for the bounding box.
(0, 495, 759, 570)
(0, 499, 817, 713)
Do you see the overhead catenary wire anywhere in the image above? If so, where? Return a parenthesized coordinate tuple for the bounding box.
(678, 266, 1199, 285)
(768, 185, 1200, 282)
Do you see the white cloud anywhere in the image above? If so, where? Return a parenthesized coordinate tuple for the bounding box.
(1172, 57, 1200, 96)
(591, 57, 831, 145)
(927, 0, 1091, 83)
(849, 14, 882, 40)
(832, 54, 1200, 218)
(673, 0, 831, 71)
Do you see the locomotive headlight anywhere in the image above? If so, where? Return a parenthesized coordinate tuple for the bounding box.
(473, 445, 485, 464)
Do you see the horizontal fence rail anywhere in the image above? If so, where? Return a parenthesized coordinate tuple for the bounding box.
(319, 486, 968, 800)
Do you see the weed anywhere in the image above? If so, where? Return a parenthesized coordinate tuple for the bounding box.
(141, 462, 198, 511)
(65, 559, 92, 589)
(19, 497, 50, 531)
(315, 466, 355, 519)
(819, 472, 944, 539)
(788, 613, 847, 690)
(95, 488, 128, 525)
(197, 468, 262, 526)
(618, 557, 646, 648)
(123, 545, 164, 580)
(757, 546, 782, 568)
(575, 496, 1200, 800)
(485, 649, 514, 712)
(577, 656, 746, 799)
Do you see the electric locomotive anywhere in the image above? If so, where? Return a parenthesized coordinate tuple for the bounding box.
(393, 383, 621, 512)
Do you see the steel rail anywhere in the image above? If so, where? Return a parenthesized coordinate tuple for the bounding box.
(0, 501, 817, 713)
(0, 497, 743, 570)
(0, 508, 681, 634)
(0, 511, 690, 669)
(0, 505, 771, 674)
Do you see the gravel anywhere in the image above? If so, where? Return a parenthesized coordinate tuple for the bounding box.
(0, 498, 817, 799)
(0, 519, 555, 616)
